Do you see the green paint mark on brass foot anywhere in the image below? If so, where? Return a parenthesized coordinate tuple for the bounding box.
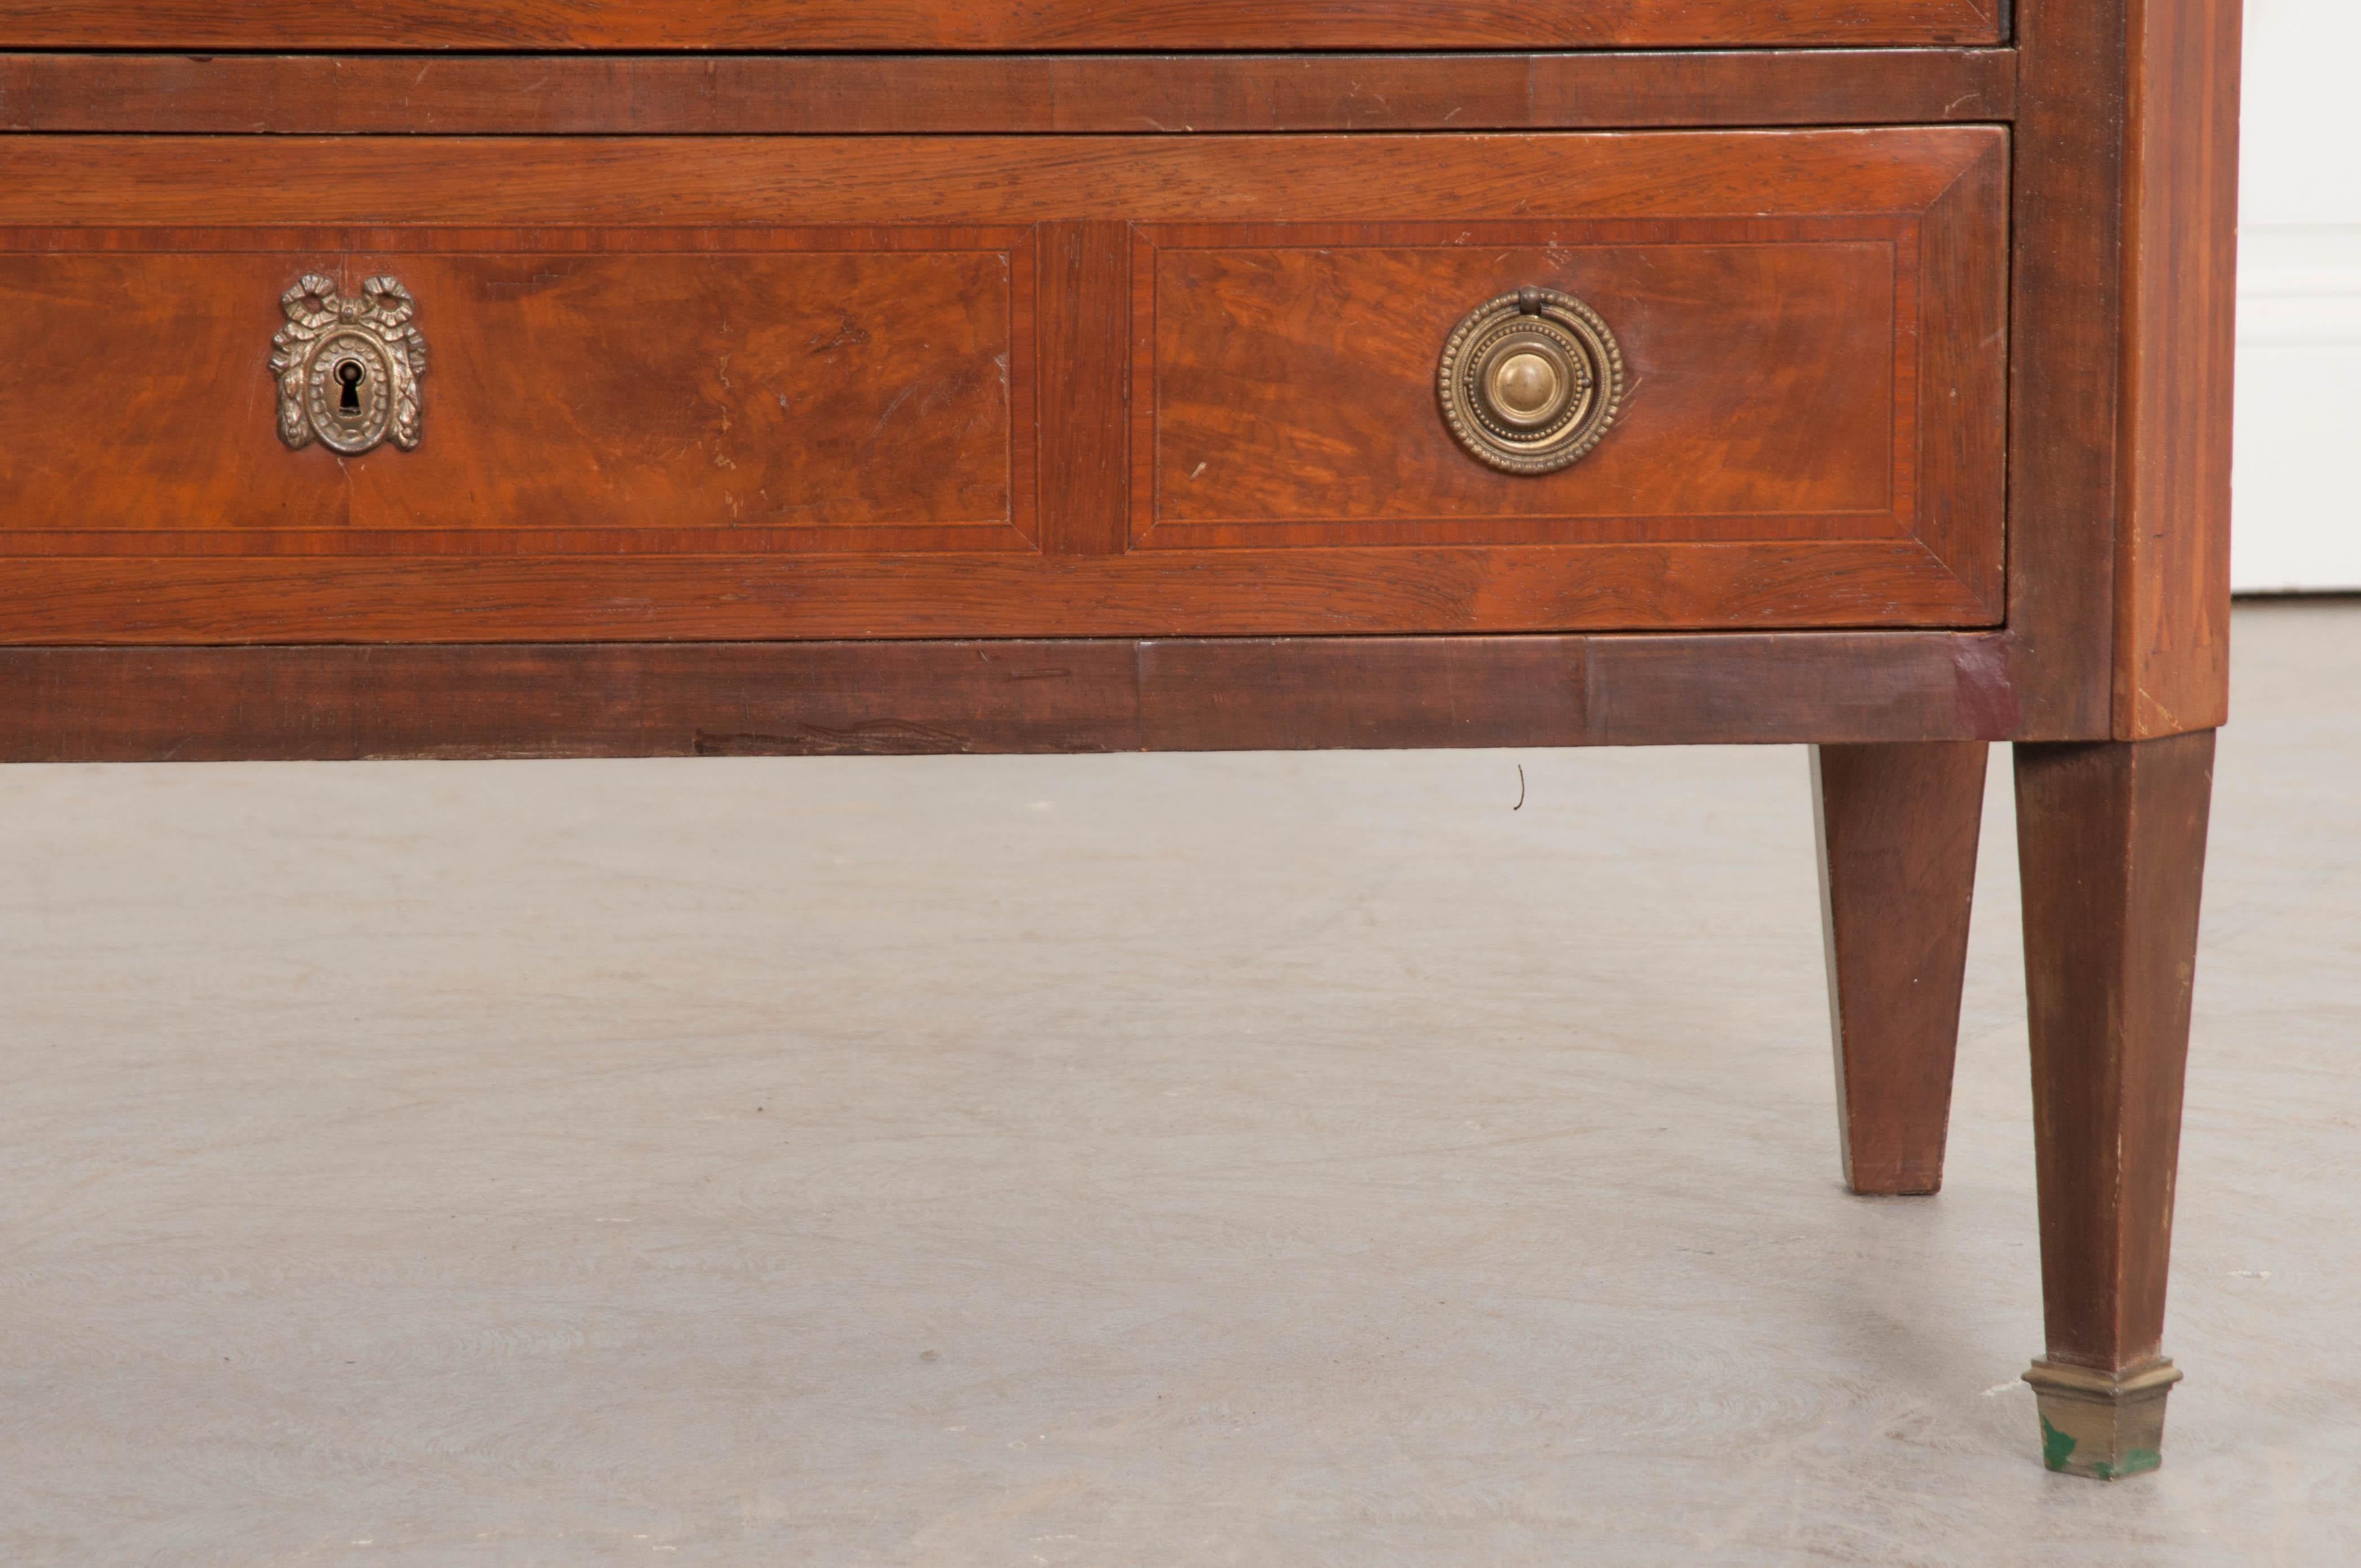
(2026, 1359, 2181, 1481)
(2040, 1415, 2078, 1472)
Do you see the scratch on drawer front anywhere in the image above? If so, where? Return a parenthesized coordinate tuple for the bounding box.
(808, 315, 870, 355)
(482, 273, 570, 295)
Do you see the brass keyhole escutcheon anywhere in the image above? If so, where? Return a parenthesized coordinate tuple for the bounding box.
(1437, 287, 1625, 475)
(269, 274, 428, 455)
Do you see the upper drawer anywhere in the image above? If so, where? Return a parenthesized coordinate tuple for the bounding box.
(0, 1, 2004, 50)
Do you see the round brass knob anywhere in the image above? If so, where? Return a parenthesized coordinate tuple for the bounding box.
(1490, 351, 1562, 422)
(1437, 287, 1625, 475)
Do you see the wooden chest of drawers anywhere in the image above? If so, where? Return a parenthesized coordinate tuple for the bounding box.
(0, 0, 2242, 1482)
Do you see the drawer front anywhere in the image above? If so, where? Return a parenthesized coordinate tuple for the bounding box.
(0, 132, 2005, 644)
(0, 2, 2004, 50)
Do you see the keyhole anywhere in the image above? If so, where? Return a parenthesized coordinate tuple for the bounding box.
(336, 361, 364, 413)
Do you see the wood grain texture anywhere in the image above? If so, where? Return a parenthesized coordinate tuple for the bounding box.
(2003, 0, 2128, 738)
(1813, 741, 1988, 1196)
(2015, 729, 2214, 1374)
(1584, 630, 2020, 743)
(2114, 0, 2242, 738)
(1036, 223, 1131, 557)
(0, 132, 1999, 229)
(0, 131, 2006, 643)
(0, 237, 1032, 557)
(1132, 639, 1589, 752)
(1145, 229, 1906, 543)
(0, 547, 1992, 645)
(1912, 134, 2010, 614)
(0, 632, 2028, 763)
(0, 51, 2018, 136)
(2005, 0, 2243, 742)
(0, 1, 2008, 50)
(1131, 167, 2005, 617)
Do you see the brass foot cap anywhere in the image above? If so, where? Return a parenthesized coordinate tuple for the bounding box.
(2024, 1358, 2182, 1480)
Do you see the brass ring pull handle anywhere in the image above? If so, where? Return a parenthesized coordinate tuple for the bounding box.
(1437, 286, 1624, 475)
(270, 274, 428, 455)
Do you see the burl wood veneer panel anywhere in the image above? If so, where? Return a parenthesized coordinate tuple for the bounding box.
(0, 236, 1030, 560)
(0, 1, 2007, 51)
(0, 132, 2005, 644)
(1141, 228, 1923, 550)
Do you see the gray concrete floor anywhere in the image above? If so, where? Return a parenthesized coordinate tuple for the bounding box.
(3, 602, 2358, 1567)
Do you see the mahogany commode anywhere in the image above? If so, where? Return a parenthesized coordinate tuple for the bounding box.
(0, 0, 2241, 1480)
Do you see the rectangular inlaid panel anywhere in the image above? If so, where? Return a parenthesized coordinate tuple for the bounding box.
(1140, 227, 1910, 549)
(0, 132, 2004, 644)
(1127, 139, 2005, 610)
(0, 233, 1031, 560)
(0, 2, 2006, 50)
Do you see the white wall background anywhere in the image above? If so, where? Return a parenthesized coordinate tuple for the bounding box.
(2232, 0, 2361, 590)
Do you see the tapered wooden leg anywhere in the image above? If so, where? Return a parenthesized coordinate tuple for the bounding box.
(1813, 741, 1988, 1196)
(2014, 730, 2215, 1480)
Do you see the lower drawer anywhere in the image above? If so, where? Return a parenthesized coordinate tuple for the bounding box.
(0, 132, 2005, 644)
